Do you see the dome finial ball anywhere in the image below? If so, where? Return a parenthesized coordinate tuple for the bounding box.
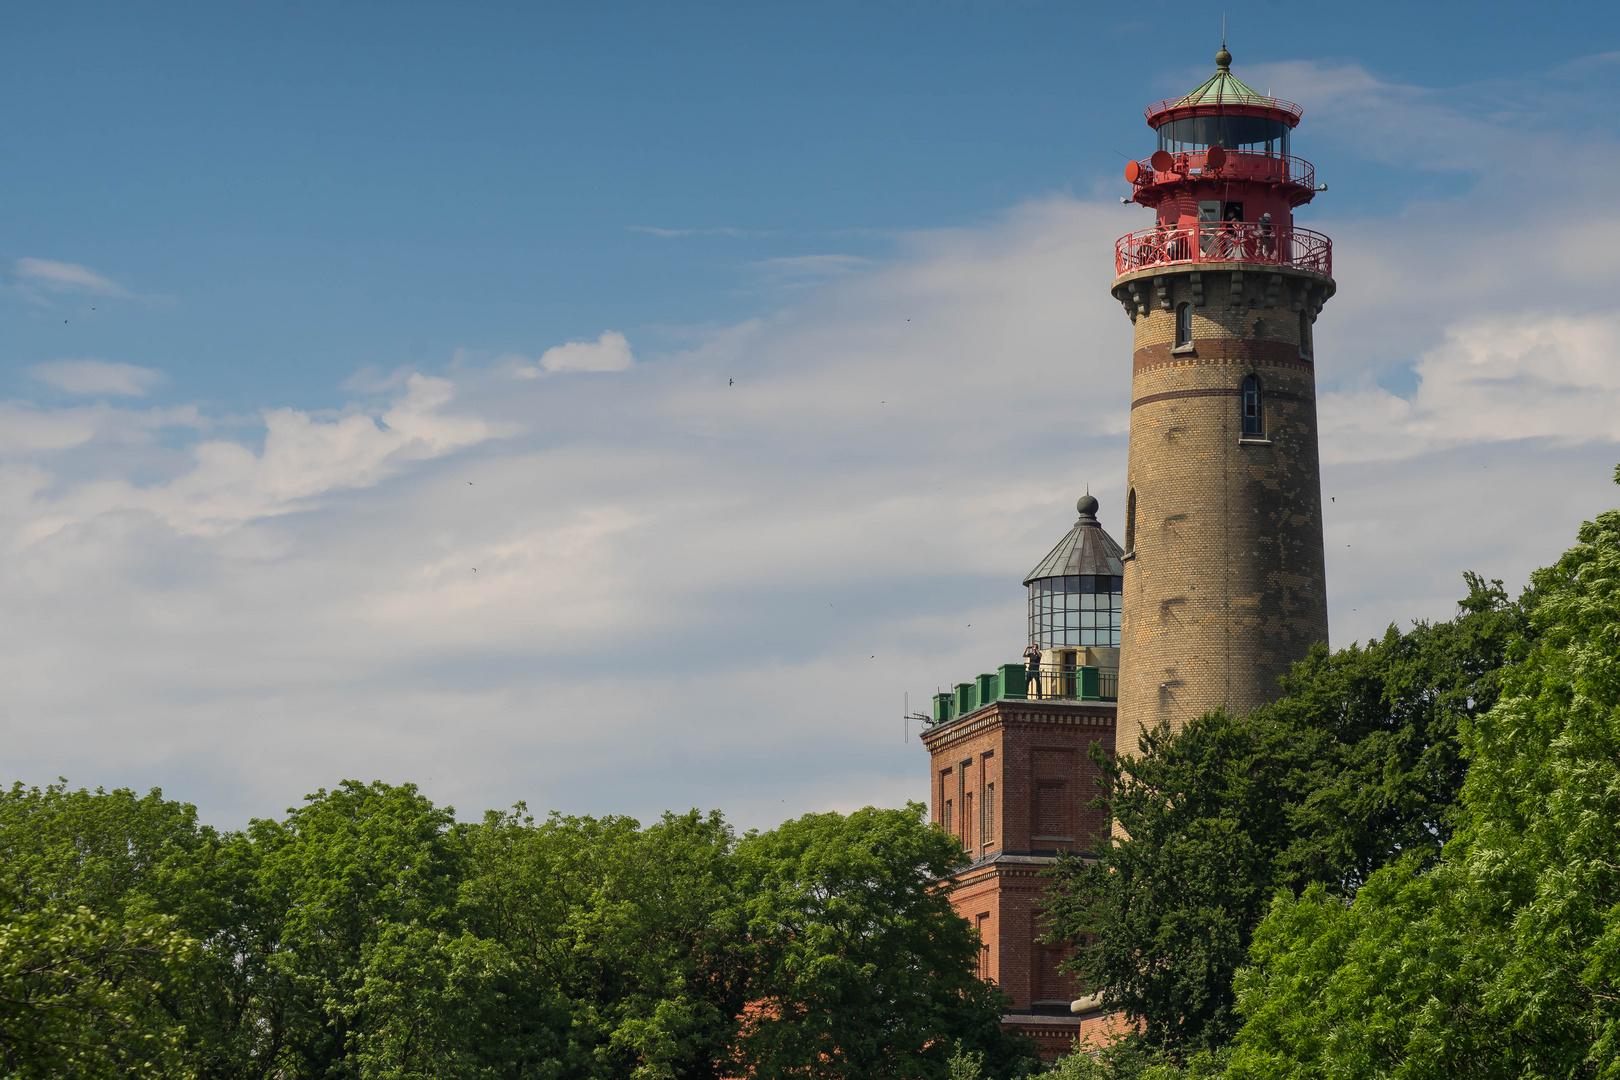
(1076, 494, 1099, 517)
(1216, 46, 1232, 70)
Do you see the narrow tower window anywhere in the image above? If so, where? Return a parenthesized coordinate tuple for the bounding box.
(1175, 303, 1192, 347)
(1241, 375, 1263, 437)
(1125, 488, 1137, 553)
(984, 783, 995, 846)
(1299, 311, 1313, 359)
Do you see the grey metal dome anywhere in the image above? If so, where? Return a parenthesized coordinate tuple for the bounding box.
(1022, 498, 1125, 584)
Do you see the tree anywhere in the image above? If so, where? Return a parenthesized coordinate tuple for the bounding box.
(1, 781, 1033, 1078)
(461, 806, 749, 1080)
(730, 804, 1036, 1080)
(250, 780, 472, 1078)
(1226, 498, 1620, 1078)
(0, 780, 253, 1079)
(1041, 573, 1529, 1056)
(0, 893, 195, 1080)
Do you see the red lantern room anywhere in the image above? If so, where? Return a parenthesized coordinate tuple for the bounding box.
(1116, 47, 1329, 278)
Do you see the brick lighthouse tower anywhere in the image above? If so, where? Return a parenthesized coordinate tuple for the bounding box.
(1111, 48, 1334, 753)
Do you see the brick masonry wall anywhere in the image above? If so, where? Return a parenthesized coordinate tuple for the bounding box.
(920, 700, 1115, 1018)
(1109, 265, 1333, 759)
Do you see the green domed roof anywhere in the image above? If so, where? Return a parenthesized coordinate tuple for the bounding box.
(1145, 47, 1303, 126)
(1171, 48, 1272, 110)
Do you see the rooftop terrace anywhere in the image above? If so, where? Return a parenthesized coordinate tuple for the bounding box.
(930, 663, 1118, 726)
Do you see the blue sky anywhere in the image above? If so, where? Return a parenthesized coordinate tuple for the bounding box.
(3, 1, 1619, 827)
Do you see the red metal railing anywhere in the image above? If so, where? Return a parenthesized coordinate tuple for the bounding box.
(1128, 150, 1314, 194)
(1144, 95, 1302, 124)
(1114, 222, 1331, 277)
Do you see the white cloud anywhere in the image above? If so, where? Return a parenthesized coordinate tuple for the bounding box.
(16, 257, 131, 296)
(536, 330, 636, 373)
(2, 55, 1619, 834)
(1320, 314, 1620, 464)
(30, 360, 164, 397)
(12, 373, 500, 542)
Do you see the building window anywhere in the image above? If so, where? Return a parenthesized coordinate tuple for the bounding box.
(984, 783, 995, 846)
(1241, 375, 1263, 437)
(943, 799, 952, 833)
(1175, 302, 1192, 347)
(1026, 574, 1124, 648)
(963, 792, 974, 851)
(1125, 488, 1136, 553)
(1299, 311, 1313, 359)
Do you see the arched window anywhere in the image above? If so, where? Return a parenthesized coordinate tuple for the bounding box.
(1125, 488, 1137, 553)
(1175, 303, 1192, 347)
(1241, 375, 1263, 437)
(1299, 311, 1313, 359)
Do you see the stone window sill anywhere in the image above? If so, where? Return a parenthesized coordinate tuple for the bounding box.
(1238, 437, 1273, 446)
(1171, 343, 1196, 355)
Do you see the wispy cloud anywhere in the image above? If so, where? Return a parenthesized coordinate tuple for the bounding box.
(30, 359, 165, 397)
(630, 225, 760, 238)
(16, 257, 131, 297)
(748, 254, 870, 287)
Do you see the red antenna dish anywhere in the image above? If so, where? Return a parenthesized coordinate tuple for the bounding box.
(1124, 160, 1142, 184)
(1205, 145, 1227, 171)
(1149, 149, 1174, 173)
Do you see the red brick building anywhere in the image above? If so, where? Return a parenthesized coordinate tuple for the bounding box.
(920, 497, 1126, 1058)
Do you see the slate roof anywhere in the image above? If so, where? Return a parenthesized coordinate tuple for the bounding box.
(1022, 496, 1126, 584)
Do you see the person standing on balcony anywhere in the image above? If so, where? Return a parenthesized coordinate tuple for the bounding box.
(1259, 212, 1274, 258)
(1023, 643, 1042, 698)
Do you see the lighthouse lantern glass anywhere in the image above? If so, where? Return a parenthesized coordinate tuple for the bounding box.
(1157, 115, 1290, 157)
(1028, 575, 1123, 648)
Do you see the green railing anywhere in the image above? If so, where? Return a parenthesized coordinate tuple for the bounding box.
(931, 664, 1118, 723)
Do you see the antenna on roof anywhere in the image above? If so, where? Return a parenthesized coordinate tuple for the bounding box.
(1222, 12, 1226, 48)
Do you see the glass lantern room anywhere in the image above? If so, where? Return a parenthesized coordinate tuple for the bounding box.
(1022, 495, 1126, 650)
(1148, 49, 1299, 157)
(1029, 574, 1123, 648)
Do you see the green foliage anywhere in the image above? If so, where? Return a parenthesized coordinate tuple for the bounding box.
(947, 1041, 985, 1080)
(1226, 502, 1620, 1078)
(460, 806, 747, 1079)
(0, 894, 195, 1079)
(1041, 573, 1528, 1056)
(1045, 1036, 1230, 1080)
(733, 804, 1037, 1079)
(0, 783, 1027, 1078)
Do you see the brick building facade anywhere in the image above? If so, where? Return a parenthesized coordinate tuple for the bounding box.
(919, 698, 1119, 1057)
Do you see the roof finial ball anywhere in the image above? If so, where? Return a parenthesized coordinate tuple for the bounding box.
(1076, 494, 1100, 519)
(1215, 46, 1232, 71)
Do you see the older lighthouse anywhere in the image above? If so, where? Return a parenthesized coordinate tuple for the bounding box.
(1111, 48, 1334, 753)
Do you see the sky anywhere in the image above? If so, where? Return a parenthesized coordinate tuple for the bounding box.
(3, 1, 1619, 830)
